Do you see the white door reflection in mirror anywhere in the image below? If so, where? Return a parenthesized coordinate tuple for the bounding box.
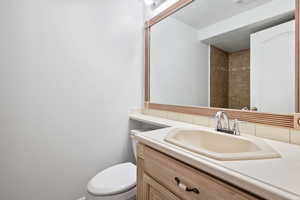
(251, 20, 295, 114)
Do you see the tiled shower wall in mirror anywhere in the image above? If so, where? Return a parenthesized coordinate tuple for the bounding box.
(210, 46, 250, 110)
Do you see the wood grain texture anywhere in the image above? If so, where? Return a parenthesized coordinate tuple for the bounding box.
(148, 103, 294, 128)
(144, 25, 150, 102)
(147, 0, 194, 28)
(144, 0, 300, 129)
(137, 157, 144, 200)
(296, 0, 300, 113)
(143, 174, 181, 200)
(141, 145, 261, 200)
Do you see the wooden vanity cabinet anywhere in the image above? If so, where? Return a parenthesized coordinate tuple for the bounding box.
(137, 144, 263, 200)
(142, 173, 181, 200)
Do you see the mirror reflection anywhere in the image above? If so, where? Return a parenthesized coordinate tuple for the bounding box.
(150, 0, 295, 114)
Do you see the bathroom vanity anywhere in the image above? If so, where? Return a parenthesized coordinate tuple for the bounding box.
(137, 144, 261, 200)
(131, 113, 300, 200)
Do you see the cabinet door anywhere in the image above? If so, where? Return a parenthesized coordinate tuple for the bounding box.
(250, 20, 295, 114)
(143, 173, 181, 200)
(142, 145, 261, 200)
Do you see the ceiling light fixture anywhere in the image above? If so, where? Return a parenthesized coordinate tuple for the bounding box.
(234, 0, 245, 3)
(144, 0, 165, 9)
(234, 0, 257, 4)
(144, 0, 155, 5)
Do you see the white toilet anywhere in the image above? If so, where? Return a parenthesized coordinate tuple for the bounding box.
(86, 130, 140, 200)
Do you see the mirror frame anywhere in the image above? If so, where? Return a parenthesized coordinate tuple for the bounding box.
(144, 0, 300, 129)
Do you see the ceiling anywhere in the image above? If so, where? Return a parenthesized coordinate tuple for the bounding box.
(172, 0, 272, 29)
(205, 12, 294, 52)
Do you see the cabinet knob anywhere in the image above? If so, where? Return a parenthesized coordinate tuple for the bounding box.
(174, 177, 200, 194)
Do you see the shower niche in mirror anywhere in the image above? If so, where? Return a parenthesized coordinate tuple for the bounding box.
(149, 0, 296, 115)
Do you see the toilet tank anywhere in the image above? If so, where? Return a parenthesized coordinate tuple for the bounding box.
(130, 130, 141, 161)
(130, 125, 163, 161)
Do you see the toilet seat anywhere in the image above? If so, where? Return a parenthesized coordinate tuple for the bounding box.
(87, 163, 136, 196)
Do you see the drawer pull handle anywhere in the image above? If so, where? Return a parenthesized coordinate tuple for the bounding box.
(174, 177, 200, 194)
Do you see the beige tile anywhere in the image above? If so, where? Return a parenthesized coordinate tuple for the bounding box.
(179, 113, 194, 123)
(143, 109, 151, 115)
(141, 108, 147, 114)
(167, 111, 180, 121)
(290, 129, 300, 145)
(130, 108, 143, 114)
(193, 116, 210, 127)
(209, 118, 217, 128)
(255, 124, 290, 143)
(147, 109, 168, 118)
(239, 122, 256, 136)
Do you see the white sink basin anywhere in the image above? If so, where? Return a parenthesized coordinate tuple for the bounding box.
(164, 128, 281, 161)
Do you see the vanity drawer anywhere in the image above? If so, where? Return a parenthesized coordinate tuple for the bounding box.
(143, 146, 261, 200)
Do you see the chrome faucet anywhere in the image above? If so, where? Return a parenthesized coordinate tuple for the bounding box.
(215, 111, 240, 135)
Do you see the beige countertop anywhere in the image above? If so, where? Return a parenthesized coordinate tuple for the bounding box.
(130, 113, 300, 200)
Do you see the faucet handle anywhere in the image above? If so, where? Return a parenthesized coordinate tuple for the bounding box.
(232, 119, 240, 135)
(215, 111, 223, 130)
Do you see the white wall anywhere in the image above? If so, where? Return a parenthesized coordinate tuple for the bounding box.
(0, 0, 143, 200)
(150, 17, 209, 106)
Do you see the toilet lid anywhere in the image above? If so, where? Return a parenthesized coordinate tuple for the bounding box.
(87, 163, 136, 196)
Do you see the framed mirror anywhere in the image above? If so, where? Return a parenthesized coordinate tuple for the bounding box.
(144, 0, 300, 128)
